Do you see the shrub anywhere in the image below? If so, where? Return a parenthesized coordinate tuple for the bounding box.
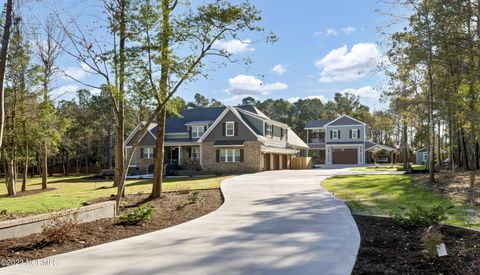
(393, 204, 453, 227)
(119, 204, 154, 225)
(421, 228, 444, 258)
(188, 191, 199, 203)
(42, 217, 78, 244)
(176, 203, 186, 211)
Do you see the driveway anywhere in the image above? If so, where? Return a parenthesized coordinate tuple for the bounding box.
(1, 169, 360, 275)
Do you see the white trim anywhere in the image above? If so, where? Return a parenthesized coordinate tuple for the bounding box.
(305, 127, 326, 130)
(324, 114, 366, 127)
(213, 144, 244, 148)
(191, 125, 205, 138)
(225, 121, 235, 137)
(124, 124, 142, 146)
(423, 152, 428, 162)
(219, 148, 241, 163)
(236, 107, 287, 128)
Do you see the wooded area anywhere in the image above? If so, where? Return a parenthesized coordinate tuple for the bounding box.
(1, 0, 479, 208)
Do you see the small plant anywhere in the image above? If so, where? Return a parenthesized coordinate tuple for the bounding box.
(42, 217, 78, 244)
(119, 204, 154, 225)
(421, 228, 444, 258)
(465, 258, 480, 275)
(188, 191, 199, 203)
(176, 203, 186, 211)
(392, 204, 453, 227)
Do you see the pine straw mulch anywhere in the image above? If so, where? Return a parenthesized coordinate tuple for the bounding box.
(0, 189, 222, 265)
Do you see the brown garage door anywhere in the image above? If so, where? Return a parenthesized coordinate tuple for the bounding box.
(273, 154, 280, 170)
(332, 149, 357, 164)
(263, 154, 270, 170)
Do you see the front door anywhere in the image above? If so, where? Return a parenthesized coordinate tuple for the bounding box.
(171, 147, 179, 165)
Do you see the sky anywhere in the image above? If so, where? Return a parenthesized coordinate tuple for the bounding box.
(24, 0, 401, 111)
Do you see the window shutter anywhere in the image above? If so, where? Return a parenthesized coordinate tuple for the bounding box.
(280, 128, 284, 140)
(153, 148, 156, 158)
(349, 130, 352, 139)
(264, 123, 267, 135)
(204, 125, 208, 132)
(330, 130, 333, 139)
(188, 126, 192, 139)
(216, 149, 220, 162)
(357, 129, 361, 139)
(240, 149, 244, 162)
(234, 122, 238, 136)
(140, 148, 144, 159)
(222, 123, 226, 136)
(188, 147, 192, 158)
(338, 131, 341, 139)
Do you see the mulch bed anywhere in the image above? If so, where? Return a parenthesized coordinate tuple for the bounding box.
(353, 214, 480, 275)
(0, 189, 222, 265)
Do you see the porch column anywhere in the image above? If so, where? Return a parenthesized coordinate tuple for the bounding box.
(178, 146, 182, 163)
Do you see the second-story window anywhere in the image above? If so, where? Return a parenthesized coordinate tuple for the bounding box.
(192, 125, 205, 138)
(332, 130, 339, 140)
(225, 121, 235, 136)
(143, 147, 154, 159)
(265, 123, 273, 137)
(352, 129, 358, 139)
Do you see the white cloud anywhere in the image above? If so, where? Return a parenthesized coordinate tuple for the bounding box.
(213, 39, 254, 54)
(51, 84, 79, 99)
(62, 63, 91, 80)
(325, 28, 338, 36)
(341, 26, 356, 34)
(271, 64, 287, 75)
(313, 31, 323, 36)
(315, 43, 381, 83)
(225, 74, 288, 96)
(340, 85, 381, 103)
(287, 95, 327, 103)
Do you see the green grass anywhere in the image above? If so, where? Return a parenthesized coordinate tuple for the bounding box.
(322, 174, 480, 229)
(350, 164, 426, 171)
(0, 175, 229, 215)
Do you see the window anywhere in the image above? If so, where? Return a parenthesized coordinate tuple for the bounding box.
(352, 129, 358, 139)
(219, 149, 240, 162)
(191, 125, 205, 138)
(143, 147, 154, 159)
(332, 130, 339, 140)
(191, 147, 199, 159)
(225, 121, 235, 136)
(423, 152, 428, 163)
(265, 123, 273, 137)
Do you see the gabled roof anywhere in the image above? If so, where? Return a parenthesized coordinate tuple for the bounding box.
(325, 115, 366, 126)
(305, 119, 332, 129)
(287, 128, 308, 149)
(365, 141, 396, 152)
(163, 107, 226, 133)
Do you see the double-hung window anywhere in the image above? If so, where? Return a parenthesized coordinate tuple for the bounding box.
(143, 147, 154, 159)
(192, 125, 205, 138)
(225, 121, 235, 136)
(219, 149, 240, 162)
(332, 130, 339, 140)
(265, 123, 273, 137)
(352, 129, 358, 139)
(191, 147, 199, 159)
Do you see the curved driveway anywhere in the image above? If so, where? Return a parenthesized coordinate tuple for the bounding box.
(1, 169, 360, 275)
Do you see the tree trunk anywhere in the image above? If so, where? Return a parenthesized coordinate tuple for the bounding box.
(0, 0, 13, 153)
(460, 127, 470, 170)
(21, 145, 28, 192)
(65, 149, 69, 176)
(108, 125, 113, 169)
(151, 108, 166, 199)
(402, 118, 408, 170)
(5, 159, 16, 196)
(41, 141, 48, 189)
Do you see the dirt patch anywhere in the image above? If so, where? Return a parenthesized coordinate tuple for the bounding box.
(0, 189, 222, 264)
(353, 214, 480, 275)
(413, 171, 480, 206)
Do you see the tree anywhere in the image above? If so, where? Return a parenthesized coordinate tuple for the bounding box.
(0, 0, 14, 153)
(241, 96, 257, 106)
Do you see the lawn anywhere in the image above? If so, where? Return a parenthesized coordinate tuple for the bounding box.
(350, 164, 426, 171)
(322, 174, 480, 229)
(0, 175, 229, 215)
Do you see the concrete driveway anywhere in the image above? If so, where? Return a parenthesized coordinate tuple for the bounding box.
(1, 169, 360, 275)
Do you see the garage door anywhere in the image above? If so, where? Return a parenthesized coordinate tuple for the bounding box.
(332, 149, 358, 164)
(273, 154, 280, 170)
(263, 154, 270, 170)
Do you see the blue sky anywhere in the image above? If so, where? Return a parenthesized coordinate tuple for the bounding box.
(25, 0, 398, 111)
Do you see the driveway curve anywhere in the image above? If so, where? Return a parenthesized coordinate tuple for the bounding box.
(1, 169, 360, 275)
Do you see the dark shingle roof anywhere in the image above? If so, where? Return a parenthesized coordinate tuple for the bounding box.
(161, 107, 226, 133)
(328, 116, 363, 126)
(305, 119, 332, 128)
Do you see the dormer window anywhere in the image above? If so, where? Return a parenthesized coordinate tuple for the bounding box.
(191, 125, 205, 138)
(332, 130, 339, 140)
(352, 129, 358, 139)
(225, 121, 235, 136)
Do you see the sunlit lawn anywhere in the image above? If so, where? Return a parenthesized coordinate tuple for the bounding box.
(350, 164, 426, 171)
(0, 175, 229, 215)
(322, 174, 480, 230)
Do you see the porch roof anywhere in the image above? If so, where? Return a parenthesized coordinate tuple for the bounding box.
(213, 140, 245, 147)
(261, 146, 299, 155)
(365, 141, 397, 153)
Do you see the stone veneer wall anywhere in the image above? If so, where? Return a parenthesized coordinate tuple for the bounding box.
(202, 141, 262, 173)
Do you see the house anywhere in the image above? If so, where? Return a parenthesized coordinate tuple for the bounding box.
(125, 105, 308, 175)
(415, 147, 429, 164)
(305, 115, 396, 165)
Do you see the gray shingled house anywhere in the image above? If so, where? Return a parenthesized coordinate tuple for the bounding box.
(125, 105, 308, 175)
(305, 115, 396, 165)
